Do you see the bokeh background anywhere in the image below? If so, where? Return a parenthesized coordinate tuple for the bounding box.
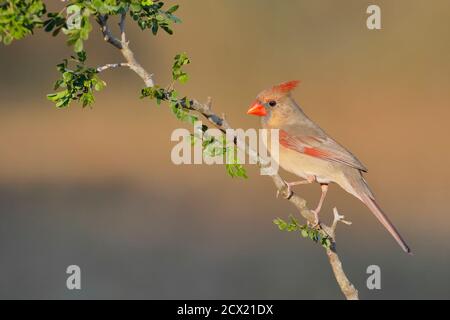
(0, 0, 449, 299)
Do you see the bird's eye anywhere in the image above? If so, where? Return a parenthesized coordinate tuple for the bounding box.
(268, 100, 277, 107)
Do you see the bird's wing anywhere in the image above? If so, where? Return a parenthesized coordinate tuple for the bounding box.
(279, 129, 368, 172)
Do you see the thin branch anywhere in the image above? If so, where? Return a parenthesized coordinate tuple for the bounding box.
(96, 62, 130, 73)
(96, 19, 359, 300)
(119, 11, 127, 44)
(97, 15, 122, 49)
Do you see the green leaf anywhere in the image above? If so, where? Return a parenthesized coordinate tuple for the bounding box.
(177, 73, 188, 83)
(43, 12, 66, 36)
(151, 19, 158, 35)
(161, 25, 173, 35)
(94, 79, 106, 91)
(62, 72, 73, 82)
(167, 5, 179, 14)
(77, 51, 87, 63)
(273, 218, 288, 231)
(74, 38, 83, 52)
(172, 52, 191, 83)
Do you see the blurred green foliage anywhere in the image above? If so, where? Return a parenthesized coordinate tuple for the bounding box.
(0, 0, 45, 44)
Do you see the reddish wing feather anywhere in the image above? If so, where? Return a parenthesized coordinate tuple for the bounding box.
(280, 130, 327, 156)
(279, 130, 367, 171)
(303, 147, 330, 158)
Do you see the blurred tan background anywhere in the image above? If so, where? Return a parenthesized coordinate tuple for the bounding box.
(0, 0, 449, 299)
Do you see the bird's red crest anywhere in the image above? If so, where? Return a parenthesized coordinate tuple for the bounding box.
(272, 80, 300, 94)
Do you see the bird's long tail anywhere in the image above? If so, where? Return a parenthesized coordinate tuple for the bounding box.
(349, 175, 412, 254)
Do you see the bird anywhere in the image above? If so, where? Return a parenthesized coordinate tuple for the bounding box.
(247, 80, 411, 254)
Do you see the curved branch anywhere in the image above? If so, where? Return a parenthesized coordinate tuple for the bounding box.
(97, 13, 154, 87)
(121, 44, 154, 87)
(97, 15, 122, 49)
(95, 14, 358, 300)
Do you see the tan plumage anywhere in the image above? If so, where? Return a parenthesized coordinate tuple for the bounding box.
(247, 80, 411, 254)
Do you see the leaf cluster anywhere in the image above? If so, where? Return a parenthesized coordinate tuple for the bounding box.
(43, 12, 66, 36)
(63, 7, 92, 52)
(201, 134, 248, 179)
(172, 52, 190, 83)
(47, 51, 105, 108)
(273, 215, 333, 249)
(225, 147, 248, 178)
(130, 0, 180, 35)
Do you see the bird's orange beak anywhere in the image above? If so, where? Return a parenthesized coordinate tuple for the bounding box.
(247, 101, 266, 116)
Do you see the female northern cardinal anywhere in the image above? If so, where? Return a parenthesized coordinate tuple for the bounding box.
(247, 80, 411, 254)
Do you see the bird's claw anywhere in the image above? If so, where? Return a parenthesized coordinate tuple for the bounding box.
(307, 210, 321, 228)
